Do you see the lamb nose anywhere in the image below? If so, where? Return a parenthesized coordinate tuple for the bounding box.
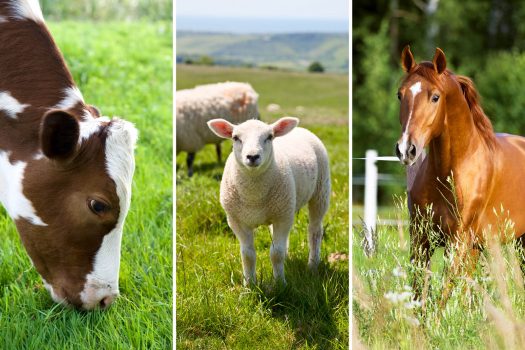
(247, 154, 260, 162)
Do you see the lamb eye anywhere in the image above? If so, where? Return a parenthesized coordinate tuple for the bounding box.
(266, 134, 273, 141)
(431, 94, 440, 103)
(232, 135, 240, 142)
(88, 199, 109, 215)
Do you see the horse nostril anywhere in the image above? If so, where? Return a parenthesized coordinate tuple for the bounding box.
(395, 143, 402, 159)
(409, 144, 417, 158)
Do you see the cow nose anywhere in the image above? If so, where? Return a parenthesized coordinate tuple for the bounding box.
(98, 294, 117, 309)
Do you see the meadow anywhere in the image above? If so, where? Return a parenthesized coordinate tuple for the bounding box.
(0, 22, 172, 348)
(176, 64, 349, 349)
(353, 199, 525, 349)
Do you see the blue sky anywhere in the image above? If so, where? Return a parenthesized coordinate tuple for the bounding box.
(176, 0, 348, 20)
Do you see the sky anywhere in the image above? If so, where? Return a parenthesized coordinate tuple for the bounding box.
(176, 0, 348, 20)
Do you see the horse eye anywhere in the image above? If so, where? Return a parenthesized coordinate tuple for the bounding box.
(397, 92, 401, 100)
(88, 199, 109, 215)
(431, 94, 440, 103)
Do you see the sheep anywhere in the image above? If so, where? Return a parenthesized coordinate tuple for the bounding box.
(176, 82, 259, 177)
(207, 117, 331, 285)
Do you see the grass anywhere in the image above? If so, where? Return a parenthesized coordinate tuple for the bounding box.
(176, 65, 349, 349)
(353, 196, 525, 349)
(0, 22, 172, 348)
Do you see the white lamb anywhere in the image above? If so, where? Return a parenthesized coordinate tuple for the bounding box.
(207, 117, 331, 285)
(176, 82, 259, 177)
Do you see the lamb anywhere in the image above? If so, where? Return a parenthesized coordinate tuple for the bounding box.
(207, 117, 331, 285)
(176, 82, 259, 177)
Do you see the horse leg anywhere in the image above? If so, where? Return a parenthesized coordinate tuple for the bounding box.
(409, 222, 434, 307)
(186, 152, 195, 177)
(216, 143, 222, 164)
(440, 232, 479, 309)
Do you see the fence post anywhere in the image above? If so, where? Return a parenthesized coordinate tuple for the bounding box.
(364, 149, 378, 254)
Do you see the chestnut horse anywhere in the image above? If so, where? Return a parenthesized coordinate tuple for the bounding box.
(0, 1, 137, 309)
(395, 46, 525, 304)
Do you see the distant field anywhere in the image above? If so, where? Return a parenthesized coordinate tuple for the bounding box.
(177, 32, 349, 73)
(0, 22, 172, 348)
(176, 65, 349, 349)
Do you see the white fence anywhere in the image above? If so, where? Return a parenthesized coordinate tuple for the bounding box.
(354, 150, 402, 254)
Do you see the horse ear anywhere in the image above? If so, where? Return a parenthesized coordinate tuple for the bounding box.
(433, 48, 447, 74)
(401, 45, 416, 72)
(40, 110, 80, 160)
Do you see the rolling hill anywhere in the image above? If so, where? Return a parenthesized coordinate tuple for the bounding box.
(176, 31, 349, 73)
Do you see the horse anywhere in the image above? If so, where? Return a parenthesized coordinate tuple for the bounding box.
(0, 1, 138, 309)
(395, 45, 525, 305)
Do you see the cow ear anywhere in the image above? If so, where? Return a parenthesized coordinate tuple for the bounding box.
(40, 110, 80, 159)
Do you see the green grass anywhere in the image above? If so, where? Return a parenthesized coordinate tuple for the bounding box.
(353, 198, 525, 349)
(0, 22, 172, 348)
(176, 65, 349, 349)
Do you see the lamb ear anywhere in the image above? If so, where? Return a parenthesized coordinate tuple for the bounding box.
(208, 119, 234, 139)
(272, 117, 299, 137)
(40, 109, 80, 159)
(433, 48, 447, 74)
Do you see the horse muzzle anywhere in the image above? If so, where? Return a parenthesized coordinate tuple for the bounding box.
(395, 140, 418, 166)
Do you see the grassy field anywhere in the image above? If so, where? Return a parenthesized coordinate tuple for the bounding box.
(176, 65, 349, 349)
(353, 198, 525, 349)
(0, 22, 172, 348)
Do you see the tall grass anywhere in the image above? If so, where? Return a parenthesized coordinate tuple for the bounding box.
(353, 195, 525, 349)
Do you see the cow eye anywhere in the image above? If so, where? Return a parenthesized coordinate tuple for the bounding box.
(88, 199, 110, 215)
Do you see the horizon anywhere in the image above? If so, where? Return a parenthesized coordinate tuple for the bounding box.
(176, 16, 349, 34)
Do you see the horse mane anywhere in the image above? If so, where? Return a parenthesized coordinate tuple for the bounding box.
(455, 75, 496, 148)
(407, 62, 496, 148)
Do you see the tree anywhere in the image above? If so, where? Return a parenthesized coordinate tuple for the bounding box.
(308, 61, 325, 73)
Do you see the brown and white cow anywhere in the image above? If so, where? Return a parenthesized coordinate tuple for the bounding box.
(0, 1, 138, 309)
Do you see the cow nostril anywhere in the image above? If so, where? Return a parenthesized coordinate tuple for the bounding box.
(99, 295, 116, 309)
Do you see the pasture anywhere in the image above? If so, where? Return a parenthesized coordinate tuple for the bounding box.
(176, 64, 349, 349)
(353, 200, 525, 349)
(0, 22, 172, 348)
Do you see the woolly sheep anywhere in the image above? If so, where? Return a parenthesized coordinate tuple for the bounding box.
(207, 117, 331, 285)
(176, 82, 259, 176)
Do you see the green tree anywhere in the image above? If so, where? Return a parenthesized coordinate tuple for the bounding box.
(308, 61, 325, 73)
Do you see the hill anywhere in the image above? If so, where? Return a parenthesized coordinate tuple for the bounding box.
(176, 31, 349, 73)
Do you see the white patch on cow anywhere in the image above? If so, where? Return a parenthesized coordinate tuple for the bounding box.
(0, 151, 46, 226)
(42, 278, 67, 305)
(399, 81, 422, 156)
(80, 118, 138, 309)
(78, 116, 110, 142)
(0, 91, 30, 119)
(33, 151, 44, 160)
(8, 0, 44, 22)
(54, 86, 84, 111)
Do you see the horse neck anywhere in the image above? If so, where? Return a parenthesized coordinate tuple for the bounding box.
(428, 90, 487, 178)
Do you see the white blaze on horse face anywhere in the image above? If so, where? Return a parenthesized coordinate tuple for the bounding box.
(398, 81, 422, 156)
(80, 119, 137, 309)
(0, 91, 30, 119)
(0, 151, 46, 226)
